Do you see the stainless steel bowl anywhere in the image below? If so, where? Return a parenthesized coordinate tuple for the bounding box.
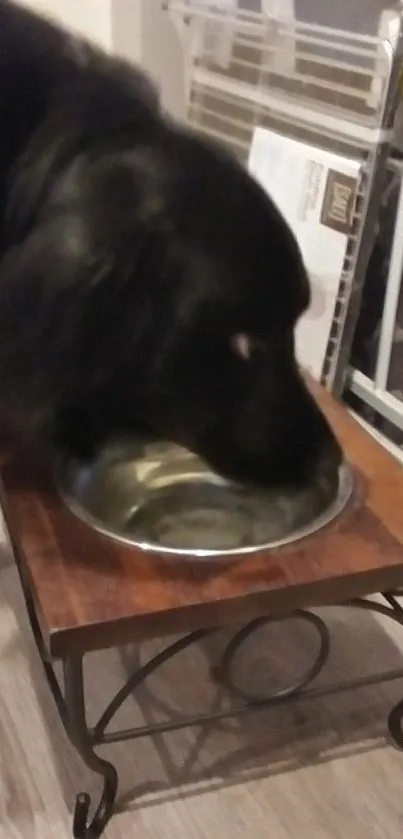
(57, 438, 354, 559)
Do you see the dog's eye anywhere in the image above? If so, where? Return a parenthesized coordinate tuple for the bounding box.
(230, 333, 266, 361)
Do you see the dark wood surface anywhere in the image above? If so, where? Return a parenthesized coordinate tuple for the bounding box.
(2, 380, 403, 658)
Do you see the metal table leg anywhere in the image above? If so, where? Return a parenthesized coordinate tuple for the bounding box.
(63, 656, 118, 839)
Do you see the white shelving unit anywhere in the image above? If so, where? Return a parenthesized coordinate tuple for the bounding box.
(348, 154, 403, 454)
(167, 1, 403, 412)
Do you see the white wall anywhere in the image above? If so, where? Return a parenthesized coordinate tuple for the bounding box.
(112, 0, 186, 120)
(16, 0, 113, 48)
(17, 0, 186, 119)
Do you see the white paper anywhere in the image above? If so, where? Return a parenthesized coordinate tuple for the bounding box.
(248, 127, 360, 379)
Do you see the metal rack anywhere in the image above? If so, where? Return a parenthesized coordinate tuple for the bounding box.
(349, 153, 403, 459)
(167, 1, 403, 395)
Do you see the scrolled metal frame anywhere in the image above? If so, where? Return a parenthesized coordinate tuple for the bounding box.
(15, 567, 403, 839)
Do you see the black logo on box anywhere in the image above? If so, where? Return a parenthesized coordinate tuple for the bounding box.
(320, 169, 357, 234)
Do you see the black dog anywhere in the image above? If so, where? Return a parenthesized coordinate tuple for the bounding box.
(0, 0, 341, 490)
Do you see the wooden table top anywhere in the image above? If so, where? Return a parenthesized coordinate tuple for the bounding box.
(2, 380, 403, 658)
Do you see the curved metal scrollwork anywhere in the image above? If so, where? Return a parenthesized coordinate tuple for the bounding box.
(63, 631, 216, 838)
(63, 657, 118, 839)
(72, 773, 117, 839)
(346, 595, 403, 751)
(93, 628, 213, 739)
(388, 699, 403, 750)
(217, 610, 331, 703)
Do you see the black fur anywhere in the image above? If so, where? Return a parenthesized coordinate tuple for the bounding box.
(0, 0, 341, 488)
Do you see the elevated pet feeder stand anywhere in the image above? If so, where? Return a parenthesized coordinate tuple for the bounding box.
(3, 381, 403, 838)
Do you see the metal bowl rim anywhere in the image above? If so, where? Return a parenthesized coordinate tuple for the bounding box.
(57, 460, 355, 560)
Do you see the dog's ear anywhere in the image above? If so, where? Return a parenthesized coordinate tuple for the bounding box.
(0, 215, 109, 441)
(0, 195, 166, 446)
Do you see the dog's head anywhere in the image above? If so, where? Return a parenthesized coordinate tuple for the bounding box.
(84, 125, 341, 491)
(0, 1, 340, 492)
(2, 108, 341, 492)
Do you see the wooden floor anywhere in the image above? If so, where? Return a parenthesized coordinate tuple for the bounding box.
(2, 515, 403, 839)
